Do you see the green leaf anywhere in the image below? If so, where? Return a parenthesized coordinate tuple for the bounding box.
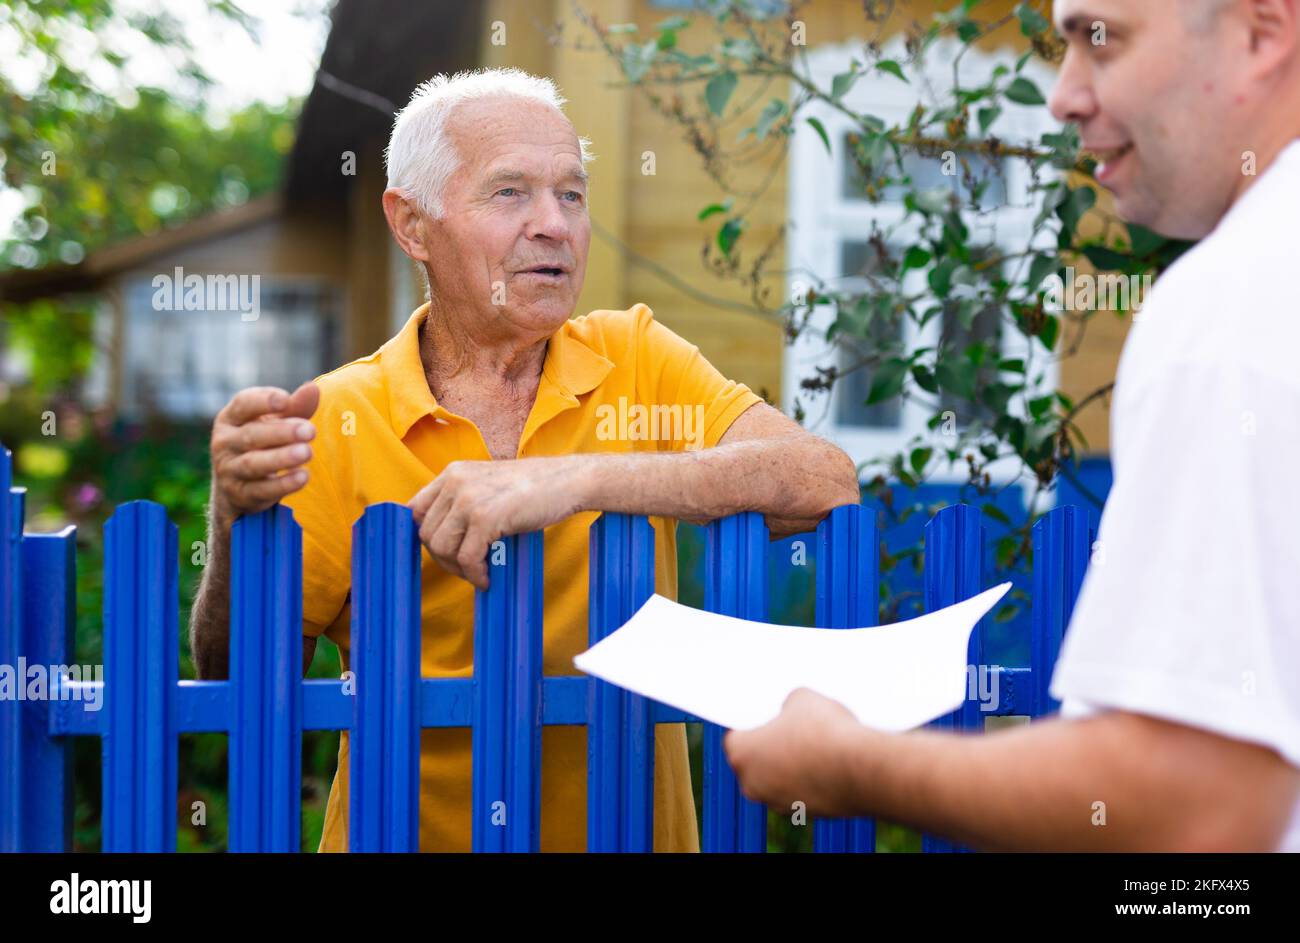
(1126, 223, 1166, 256)
(697, 200, 732, 221)
(911, 365, 939, 394)
(705, 70, 738, 116)
(1027, 253, 1061, 292)
(1016, 3, 1051, 36)
(831, 68, 860, 100)
(1082, 244, 1130, 271)
(875, 60, 908, 83)
(902, 246, 932, 270)
(1038, 313, 1060, 352)
(806, 116, 831, 155)
(983, 503, 1012, 525)
(1057, 185, 1097, 235)
(910, 447, 933, 477)
(866, 357, 910, 405)
(1029, 394, 1056, 421)
(717, 216, 744, 255)
(622, 40, 658, 82)
(754, 99, 787, 140)
(936, 358, 977, 399)
(1005, 76, 1046, 106)
(929, 258, 959, 296)
(977, 105, 1002, 135)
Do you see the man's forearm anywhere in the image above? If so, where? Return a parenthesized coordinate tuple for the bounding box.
(838, 712, 1299, 851)
(188, 500, 234, 680)
(574, 434, 859, 538)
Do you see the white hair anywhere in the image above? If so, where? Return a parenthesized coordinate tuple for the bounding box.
(384, 67, 595, 219)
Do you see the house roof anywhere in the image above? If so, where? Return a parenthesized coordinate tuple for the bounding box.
(286, 0, 483, 202)
(0, 194, 282, 303)
(1, 0, 481, 302)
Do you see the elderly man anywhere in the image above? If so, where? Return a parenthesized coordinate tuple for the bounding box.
(188, 68, 859, 852)
(726, 0, 1300, 851)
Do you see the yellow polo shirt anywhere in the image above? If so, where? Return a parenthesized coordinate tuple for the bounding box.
(283, 301, 762, 852)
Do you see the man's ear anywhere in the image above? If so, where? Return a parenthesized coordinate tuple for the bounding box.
(382, 188, 432, 264)
(1244, 0, 1298, 68)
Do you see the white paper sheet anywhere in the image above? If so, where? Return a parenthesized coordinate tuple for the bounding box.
(573, 583, 1012, 732)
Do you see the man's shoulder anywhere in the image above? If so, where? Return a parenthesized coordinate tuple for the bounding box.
(308, 350, 388, 425)
(563, 302, 657, 355)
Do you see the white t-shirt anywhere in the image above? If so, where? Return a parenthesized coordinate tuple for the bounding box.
(1049, 139, 1300, 852)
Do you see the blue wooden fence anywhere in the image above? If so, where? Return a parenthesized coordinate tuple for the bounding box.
(0, 443, 1094, 852)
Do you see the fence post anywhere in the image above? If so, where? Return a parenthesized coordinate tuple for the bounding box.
(20, 526, 77, 852)
(922, 504, 985, 854)
(0, 447, 22, 851)
(813, 504, 877, 853)
(102, 501, 178, 852)
(1031, 506, 1094, 718)
(587, 513, 656, 852)
(472, 530, 544, 852)
(229, 506, 304, 852)
(349, 503, 422, 852)
(703, 511, 769, 853)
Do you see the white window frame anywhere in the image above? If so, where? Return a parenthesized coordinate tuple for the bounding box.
(784, 38, 1062, 487)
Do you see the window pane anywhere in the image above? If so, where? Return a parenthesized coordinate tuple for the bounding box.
(939, 247, 1003, 428)
(835, 240, 902, 429)
(121, 277, 340, 419)
(843, 134, 1007, 209)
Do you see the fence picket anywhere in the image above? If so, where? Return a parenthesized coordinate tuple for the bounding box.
(102, 501, 179, 853)
(702, 511, 769, 853)
(921, 504, 985, 855)
(229, 506, 303, 852)
(350, 503, 422, 852)
(472, 530, 544, 852)
(813, 504, 878, 853)
(587, 513, 656, 852)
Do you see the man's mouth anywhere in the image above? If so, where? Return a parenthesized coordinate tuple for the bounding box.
(521, 265, 568, 278)
(1084, 142, 1135, 180)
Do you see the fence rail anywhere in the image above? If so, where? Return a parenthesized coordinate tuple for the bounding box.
(0, 443, 1094, 852)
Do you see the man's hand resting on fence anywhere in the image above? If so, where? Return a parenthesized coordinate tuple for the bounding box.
(407, 403, 862, 592)
(407, 456, 588, 591)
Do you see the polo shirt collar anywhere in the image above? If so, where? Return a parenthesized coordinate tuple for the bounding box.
(382, 303, 614, 439)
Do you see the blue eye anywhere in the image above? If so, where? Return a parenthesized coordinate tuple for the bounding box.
(497, 187, 517, 197)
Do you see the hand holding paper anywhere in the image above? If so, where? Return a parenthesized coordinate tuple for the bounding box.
(573, 583, 1011, 732)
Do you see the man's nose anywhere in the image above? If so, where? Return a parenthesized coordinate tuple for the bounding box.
(525, 191, 573, 242)
(1047, 49, 1097, 127)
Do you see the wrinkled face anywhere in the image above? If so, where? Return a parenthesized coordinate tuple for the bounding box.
(426, 97, 590, 340)
(1050, 0, 1249, 239)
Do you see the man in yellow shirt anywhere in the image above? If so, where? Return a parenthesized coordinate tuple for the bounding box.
(189, 68, 858, 851)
